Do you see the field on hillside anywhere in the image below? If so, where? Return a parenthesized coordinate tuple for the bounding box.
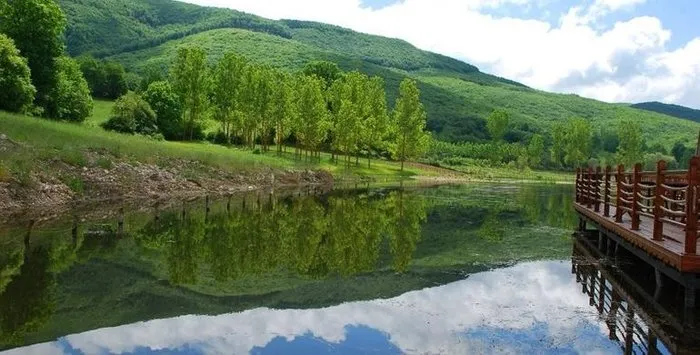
(105, 27, 699, 149)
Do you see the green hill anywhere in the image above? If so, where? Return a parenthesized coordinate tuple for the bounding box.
(57, 0, 699, 147)
(631, 101, 700, 123)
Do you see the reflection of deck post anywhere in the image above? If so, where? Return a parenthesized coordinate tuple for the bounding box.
(624, 308, 634, 355)
(598, 230, 605, 250)
(597, 271, 605, 314)
(117, 207, 124, 236)
(607, 290, 621, 340)
(654, 268, 663, 301)
(647, 332, 658, 355)
(685, 285, 696, 312)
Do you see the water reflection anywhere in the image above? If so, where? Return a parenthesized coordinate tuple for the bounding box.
(2, 261, 619, 355)
(572, 235, 700, 354)
(0, 184, 576, 352)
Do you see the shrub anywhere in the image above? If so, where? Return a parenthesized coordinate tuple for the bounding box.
(48, 56, 93, 122)
(102, 92, 158, 135)
(0, 34, 36, 113)
(143, 81, 184, 140)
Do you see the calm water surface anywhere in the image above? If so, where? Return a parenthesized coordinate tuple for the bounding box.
(0, 184, 696, 354)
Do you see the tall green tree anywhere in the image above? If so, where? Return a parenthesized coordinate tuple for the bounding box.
(0, 0, 66, 114)
(486, 109, 509, 142)
(333, 71, 366, 166)
(550, 122, 566, 168)
(361, 76, 390, 168)
(302, 61, 342, 90)
(295, 75, 328, 161)
(0, 34, 35, 113)
(392, 79, 429, 171)
(271, 71, 296, 154)
(564, 118, 592, 167)
(170, 46, 209, 140)
(526, 134, 545, 168)
(143, 81, 183, 140)
(212, 52, 247, 144)
(50, 56, 93, 122)
(616, 120, 644, 167)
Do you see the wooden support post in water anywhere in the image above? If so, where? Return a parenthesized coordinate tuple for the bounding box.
(684, 157, 699, 255)
(604, 166, 611, 217)
(631, 163, 641, 231)
(653, 160, 666, 241)
(616, 165, 624, 223)
(594, 166, 601, 212)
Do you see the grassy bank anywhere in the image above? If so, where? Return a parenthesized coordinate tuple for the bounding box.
(0, 101, 573, 191)
(0, 103, 427, 185)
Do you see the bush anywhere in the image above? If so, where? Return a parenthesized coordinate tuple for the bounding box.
(142, 81, 184, 140)
(102, 92, 158, 135)
(48, 56, 93, 122)
(0, 34, 36, 113)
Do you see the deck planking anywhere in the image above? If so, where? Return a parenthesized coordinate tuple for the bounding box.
(574, 203, 700, 273)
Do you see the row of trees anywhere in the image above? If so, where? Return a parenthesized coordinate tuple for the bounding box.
(106, 47, 431, 169)
(431, 109, 684, 172)
(0, 0, 93, 121)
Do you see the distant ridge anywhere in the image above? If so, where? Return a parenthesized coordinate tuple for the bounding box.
(631, 102, 700, 123)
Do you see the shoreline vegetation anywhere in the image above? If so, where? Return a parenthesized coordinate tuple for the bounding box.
(0, 103, 572, 217)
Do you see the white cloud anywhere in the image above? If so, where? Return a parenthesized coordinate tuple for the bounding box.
(177, 0, 700, 108)
(4, 261, 620, 355)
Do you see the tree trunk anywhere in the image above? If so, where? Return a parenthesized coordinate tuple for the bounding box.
(401, 159, 404, 171)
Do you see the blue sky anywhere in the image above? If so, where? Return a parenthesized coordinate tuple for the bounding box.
(183, 0, 700, 108)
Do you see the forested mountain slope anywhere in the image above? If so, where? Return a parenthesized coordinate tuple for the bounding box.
(631, 102, 700, 123)
(57, 0, 699, 147)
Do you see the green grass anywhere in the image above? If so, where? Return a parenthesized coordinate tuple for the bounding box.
(0, 109, 434, 182)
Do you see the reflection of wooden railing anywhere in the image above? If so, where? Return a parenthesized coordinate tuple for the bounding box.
(576, 157, 700, 254)
(572, 240, 679, 354)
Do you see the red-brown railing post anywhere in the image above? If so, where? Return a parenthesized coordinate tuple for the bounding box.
(631, 163, 641, 231)
(615, 165, 624, 223)
(653, 160, 666, 241)
(594, 166, 601, 212)
(576, 168, 581, 203)
(685, 157, 699, 255)
(604, 166, 611, 217)
(587, 167, 594, 209)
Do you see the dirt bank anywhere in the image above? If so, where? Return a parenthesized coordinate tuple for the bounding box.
(0, 151, 333, 219)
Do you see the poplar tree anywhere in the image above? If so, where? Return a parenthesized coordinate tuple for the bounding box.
(616, 120, 643, 167)
(361, 76, 389, 168)
(392, 79, 429, 171)
(170, 46, 209, 140)
(212, 52, 247, 144)
(271, 71, 296, 154)
(296, 75, 328, 161)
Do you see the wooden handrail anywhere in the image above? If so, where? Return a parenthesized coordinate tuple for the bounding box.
(575, 159, 698, 254)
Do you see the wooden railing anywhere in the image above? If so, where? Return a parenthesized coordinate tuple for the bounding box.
(576, 157, 700, 255)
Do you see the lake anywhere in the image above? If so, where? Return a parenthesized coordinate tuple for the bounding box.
(0, 184, 697, 354)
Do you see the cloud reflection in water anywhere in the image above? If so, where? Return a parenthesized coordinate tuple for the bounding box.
(2, 261, 620, 355)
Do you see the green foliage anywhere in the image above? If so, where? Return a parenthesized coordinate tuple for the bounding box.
(392, 79, 430, 170)
(75, 55, 128, 99)
(0, 34, 36, 113)
(0, 0, 66, 114)
(295, 75, 328, 156)
(486, 109, 509, 141)
(616, 120, 644, 167)
(49, 56, 93, 122)
(527, 134, 545, 168)
(170, 46, 209, 140)
(302, 60, 342, 89)
(58, 0, 292, 57)
(632, 101, 700, 123)
(211, 52, 247, 144)
(143, 81, 183, 140)
(563, 118, 592, 168)
(102, 92, 158, 135)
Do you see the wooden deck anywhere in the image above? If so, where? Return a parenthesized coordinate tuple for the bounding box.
(575, 158, 700, 274)
(575, 203, 700, 272)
